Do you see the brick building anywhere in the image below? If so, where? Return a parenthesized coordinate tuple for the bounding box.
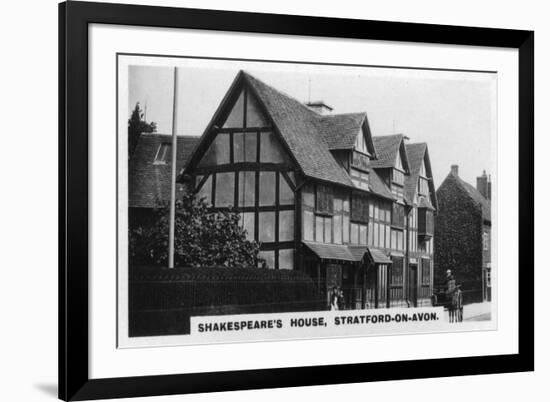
(434, 165, 492, 302)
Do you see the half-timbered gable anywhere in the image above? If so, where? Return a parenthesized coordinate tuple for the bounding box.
(184, 74, 298, 270)
(404, 142, 437, 305)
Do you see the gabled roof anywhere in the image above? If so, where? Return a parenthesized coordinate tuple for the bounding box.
(404, 142, 438, 209)
(316, 112, 373, 151)
(370, 134, 410, 171)
(182, 71, 396, 199)
(438, 172, 491, 223)
(129, 134, 199, 208)
(456, 175, 491, 223)
(244, 72, 355, 187)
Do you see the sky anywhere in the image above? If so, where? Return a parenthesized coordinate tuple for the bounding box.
(128, 58, 495, 188)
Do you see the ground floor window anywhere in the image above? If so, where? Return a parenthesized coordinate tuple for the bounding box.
(421, 258, 431, 285)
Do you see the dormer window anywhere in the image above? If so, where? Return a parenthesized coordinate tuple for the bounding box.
(352, 151, 370, 171)
(418, 177, 429, 196)
(351, 168, 369, 191)
(392, 169, 405, 186)
(153, 143, 171, 164)
(354, 132, 370, 155)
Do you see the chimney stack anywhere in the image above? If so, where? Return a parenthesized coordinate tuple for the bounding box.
(476, 170, 491, 199)
(306, 101, 333, 115)
(451, 165, 459, 176)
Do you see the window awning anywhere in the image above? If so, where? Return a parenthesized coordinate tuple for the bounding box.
(302, 242, 392, 264)
(366, 248, 392, 264)
(302, 241, 359, 262)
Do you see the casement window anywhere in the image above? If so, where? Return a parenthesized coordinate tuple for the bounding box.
(315, 215, 332, 243)
(421, 258, 431, 285)
(259, 171, 276, 206)
(316, 184, 334, 214)
(351, 168, 369, 190)
(303, 210, 314, 241)
(258, 211, 276, 243)
(392, 168, 405, 186)
(240, 212, 255, 241)
(367, 199, 391, 248)
(233, 132, 257, 163)
(278, 210, 294, 242)
(214, 172, 235, 207)
(279, 174, 294, 205)
(351, 194, 369, 223)
(483, 232, 489, 250)
(418, 208, 434, 236)
(418, 177, 429, 195)
(153, 143, 171, 164)
(238, 171, 255, 207)
(390, 257, 404, 286)
(351, 151, 370, 171)
(342, 214, 350, 244)
(392, 203, 405, 228)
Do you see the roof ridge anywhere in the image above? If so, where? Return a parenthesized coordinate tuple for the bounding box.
(241, 71, 320, 118)
(374, 133, 405, 138)
(320, 111, 367, 119)
(406, 142, 427, 147)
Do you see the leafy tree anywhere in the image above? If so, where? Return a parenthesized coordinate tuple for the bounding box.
(130, 193, 262, 268)
(128, 102, 157, 158)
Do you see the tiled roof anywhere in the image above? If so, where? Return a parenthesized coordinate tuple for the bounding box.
(437, 172, 491, 223)
(244, 72, 355, 187)
(303, 241, 359, 262)
(454, 175, 491, 223)
(129, 134, 200, 208)
(371, 134, 406, 169)
(303, 242, 391, 264)
(367, 169, 395, 200)
(316, 112, 367, 150)
(349, 246, 392, 264)
(182, 71, 393, 199)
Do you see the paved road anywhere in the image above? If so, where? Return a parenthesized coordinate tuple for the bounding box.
(464, 312, 492, 322)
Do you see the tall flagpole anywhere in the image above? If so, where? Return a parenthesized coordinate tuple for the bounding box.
(168, 67, 179, 269)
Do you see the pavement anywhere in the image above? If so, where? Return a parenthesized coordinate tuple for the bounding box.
(462, 302, 492, 321)
(440, 301, 492, 323)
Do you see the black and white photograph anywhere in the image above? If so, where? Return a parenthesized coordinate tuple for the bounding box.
(120, 55, 496, 346)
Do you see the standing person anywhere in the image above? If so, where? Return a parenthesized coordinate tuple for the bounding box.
(330, 286, 339, 311)
(446, 269, 456, 292)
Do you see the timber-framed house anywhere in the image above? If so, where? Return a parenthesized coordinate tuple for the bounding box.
(179, 71, 438, 309)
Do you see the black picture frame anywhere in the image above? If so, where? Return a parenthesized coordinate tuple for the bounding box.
(59, 1, 534, 400)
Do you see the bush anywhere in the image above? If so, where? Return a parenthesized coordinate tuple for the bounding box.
(129, 266, 324, 336)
